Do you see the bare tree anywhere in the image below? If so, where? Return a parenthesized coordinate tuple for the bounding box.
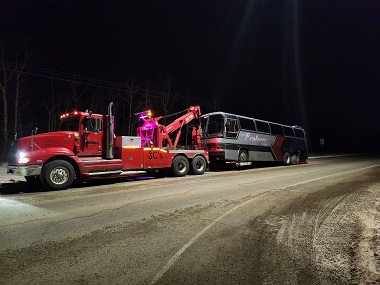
(159, 73, 176, 125)
(211, 89, 220, 112)
(143, 80, 152, 110)
(0, 49, 13, 159)
(44, 77, 63, 132)
(89, 88, 104, 114)
(183, 89, 193, 108)
(61, 81, 88, 112)
(13, 46, 31, 139)
(123, 80, 142, 136)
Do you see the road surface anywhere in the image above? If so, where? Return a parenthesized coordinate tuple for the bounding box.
(1, 155, 380, 284)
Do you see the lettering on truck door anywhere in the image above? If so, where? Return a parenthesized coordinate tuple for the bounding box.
(80, 117, 103, 156)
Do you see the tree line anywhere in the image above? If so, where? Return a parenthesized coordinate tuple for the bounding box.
(0, 47, 220, 161)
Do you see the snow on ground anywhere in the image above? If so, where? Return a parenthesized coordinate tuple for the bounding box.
(0, 162, 25, 184)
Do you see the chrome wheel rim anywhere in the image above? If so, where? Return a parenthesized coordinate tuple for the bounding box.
(50, 166, 69, 185)
(195, 160, 205, 172)
(177, 161, 187, 174)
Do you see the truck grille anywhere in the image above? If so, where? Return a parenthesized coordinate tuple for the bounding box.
(7, 140, 18, 164)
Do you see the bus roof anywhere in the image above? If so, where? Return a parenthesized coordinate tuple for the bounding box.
(201, 111, 305, 130)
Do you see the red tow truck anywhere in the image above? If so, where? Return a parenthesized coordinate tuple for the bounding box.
(7, 103, 208, 190)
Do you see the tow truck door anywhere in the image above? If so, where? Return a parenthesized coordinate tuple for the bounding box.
(79, 116, 103, 156)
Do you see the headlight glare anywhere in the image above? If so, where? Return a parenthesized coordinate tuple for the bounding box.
(18, 152, 30, 164)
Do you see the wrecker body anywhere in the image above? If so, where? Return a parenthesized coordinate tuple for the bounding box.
(7, 103, 208, 190)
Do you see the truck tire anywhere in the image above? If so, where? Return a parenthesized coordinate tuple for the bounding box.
(283, 152, 291, 166)
(41, 160, 75, 190)
(171, 156, 189, 177)
(190, 155, 207, 175)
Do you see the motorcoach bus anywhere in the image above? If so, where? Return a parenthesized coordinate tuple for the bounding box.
(200, 112, 308, 166)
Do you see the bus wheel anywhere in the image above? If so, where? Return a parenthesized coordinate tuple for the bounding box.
(290, 154, 299, 165)
(238, 150, 248, 163)
(171, 156, 189, 177)
(190, 155, 207, 175)
(283, 152, 291, 166)
(41, 160, 75, 190)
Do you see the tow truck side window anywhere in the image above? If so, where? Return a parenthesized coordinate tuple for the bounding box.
(83, 117, 102, 132)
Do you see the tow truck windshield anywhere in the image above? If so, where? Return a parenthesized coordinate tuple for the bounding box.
(60, 117, 80, 131)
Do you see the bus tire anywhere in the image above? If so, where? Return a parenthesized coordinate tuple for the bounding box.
(290, 154, 299, 165)
(190, 155, 207, 175)
(41, 160, 75, 190)
(171, 156, 189, 177)
(283, 152, 291, 166)
(238, 150, 248, 163)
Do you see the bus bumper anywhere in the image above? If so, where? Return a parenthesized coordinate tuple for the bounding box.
(208, 151, 225, 162)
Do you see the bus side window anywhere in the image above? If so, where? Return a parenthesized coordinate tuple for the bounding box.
(256, 120, 270, 134)
(226, 118, 238, 138)
(283, 126, 295, 137)
(270, 123, 284, 136)
(294, 128, 305, 138)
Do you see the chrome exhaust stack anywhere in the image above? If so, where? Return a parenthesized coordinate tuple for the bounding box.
(105, 102, 114, 159)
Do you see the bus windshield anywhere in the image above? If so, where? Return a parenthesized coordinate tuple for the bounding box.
(205, 114, 225, 138)
(60, 117, 80, 131)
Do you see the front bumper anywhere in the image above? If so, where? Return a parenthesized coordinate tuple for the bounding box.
(7, 165, 42, 177)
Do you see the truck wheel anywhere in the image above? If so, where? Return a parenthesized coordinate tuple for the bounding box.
(190, 155, 207, 175)
(283, 152, 291, 166)
(41, 160, 75, 190)
(171, 156, 189, 177)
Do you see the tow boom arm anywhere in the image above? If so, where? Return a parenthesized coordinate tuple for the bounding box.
(162, 106, 201, 147)
(137, 106, 201, 148)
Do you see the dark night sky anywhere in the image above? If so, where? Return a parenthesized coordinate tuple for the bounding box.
(1, 0, 379, 153)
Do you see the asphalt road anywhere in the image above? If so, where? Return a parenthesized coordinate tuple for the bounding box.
(1, 155, 380, 284)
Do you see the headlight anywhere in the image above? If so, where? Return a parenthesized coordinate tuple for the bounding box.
(18, 152, 30, 164)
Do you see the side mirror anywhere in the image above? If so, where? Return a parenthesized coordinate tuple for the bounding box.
(32, 127, 38, 135)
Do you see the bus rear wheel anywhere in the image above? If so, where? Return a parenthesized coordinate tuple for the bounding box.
(283, 152, 291, 166)
(290, 154, 299, 165)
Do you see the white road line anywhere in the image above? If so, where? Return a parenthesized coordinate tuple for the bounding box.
(150, 163, 380, 284)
